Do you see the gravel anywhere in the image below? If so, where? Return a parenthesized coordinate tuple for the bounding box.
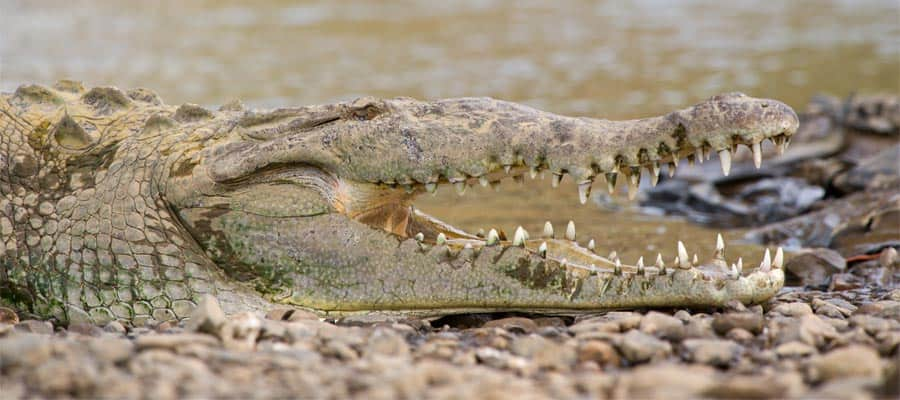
(1, 287, 898, 399)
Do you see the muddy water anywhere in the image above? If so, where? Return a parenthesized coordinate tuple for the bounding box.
(2, 0, 897, 264)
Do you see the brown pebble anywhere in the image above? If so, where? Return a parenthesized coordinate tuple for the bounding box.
(577, 340, 620, 367)
(0, 306, 19, 325)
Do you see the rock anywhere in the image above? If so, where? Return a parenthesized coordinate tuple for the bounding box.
(850, 315, 895, 336)
(812, 298, 854, 318)
(724, 328, 755, 343)
(134, 333, 219, 350)
(808, 345, 883, 383)
(684, 316, 717, 339)
(614, 363, 716, 399)
(364, 328, 410, 358)
(703, 372, 805, 399)
(774, 341, 817, 357)
(771, 302, 814, 317)
(616, 330, 672, 363)
(103, 320, 127, 334)
(220, 312, 262, 351)
(0, 334, 54, 367)
(712, 312, 764, 335)
(186, 294, 226, 336)
(682, 339, 742, 366)
(770, 314, 838, 348)
(879, 247, 898, 268)
(0, 306, 19, 324)
(483, 317, 538, 334)
(577, 340, 620, 367)
(15, 319, 54, 335)
(67, 322, 103, 336)
(785, 248, 846, 286)
(639, 311, 685, 341)
(87, 337, 134, 363)
(809, 377, 881, 400)
(510, 334, 575, 370)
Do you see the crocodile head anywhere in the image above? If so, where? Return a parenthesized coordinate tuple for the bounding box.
(166, 92, 798, 317)
(1, 83, 798, 323)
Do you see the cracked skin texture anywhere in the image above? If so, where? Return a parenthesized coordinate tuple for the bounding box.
(0, 81, 798, 325)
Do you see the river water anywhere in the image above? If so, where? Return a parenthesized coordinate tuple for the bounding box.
(1, 0, 897, 263)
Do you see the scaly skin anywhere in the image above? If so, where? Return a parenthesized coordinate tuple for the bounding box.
(0, 81, 798, 325)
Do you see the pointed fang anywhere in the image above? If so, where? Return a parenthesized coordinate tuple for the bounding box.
(752, 142, 762, 169)
(512, 226, 527, 247)
(538, 241, 548, 258)
(565, 220, 576, 241)
(436, 233, 447, 245)
(578, 181, 592, 204)
(551, 173, 562, 188)
(425, 182, 437, 194)
(650, 162, 660, 187)
(587, 239, 595, 252)
(718, 149, 732, 176)
(543, 221, 554, 238)
(414, 232, 425, 242)
(479, 176, 489, 187)
(454, 181, 467, 195)
(605, 172, 617, 194)
(677, 241, 690, 269)
(760, 248, 772, 272)
(486, 229, 500, 246)
(774, 247, 784, 269)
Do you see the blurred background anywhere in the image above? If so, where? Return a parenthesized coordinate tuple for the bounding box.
(1, 0, 897, 260)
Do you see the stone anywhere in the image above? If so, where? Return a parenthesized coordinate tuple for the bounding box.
(483, 317, 538, 334)
(614, 363, 716, 399)
(703, 372, 805, 399)
(103, 320, 127, 334)
(577, 340, 620, 367)
(850, 315, 895, 336)
(724, 328, 755, 343)
(682, 339, 742, 367)
(785, 248, 846, 286)
(364, 328, 410, 358)
(87, 337, 134, 363)
(684, 316, 717, 339)
(616, 330, 672, 363)
(220, 312, 262, 351)
(0, 306, 19, 324)
(712, 312, 764, 335)
(774, 341, 817, 357)
(510, 334, 575, 370)
(808, 345, 883, 383)
(15, 319, 54, 335)
(770, 314, 838, 348)
(770, 302, 814, 317)
(135, 333, 219, 350)
(639, 311, 685, 341)
(186, 294, 226, 336)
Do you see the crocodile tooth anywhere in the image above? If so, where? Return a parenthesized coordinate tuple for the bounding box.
(414, 232, 425, 242)
(529, 166, 539, 179)
(760, 248, 772, 272)
(695, 147, 704, 164)
(538, 241, 548, 258)
(627, 171, 640, 200)
(774, 136, 786, 155)
(609, 251, 617, 260)
(504, 165, 512, 174)
(785, 137, 791, 150)
(435, 233, 447, 245)
(614, 258, 622, 275)
(578, 181, 592, 204)
(677, 241, 691, 269)
(478, 176, 489, 187)
(551, 173, 563, 188)
(751, 142, 763, 169)
(692, 253, 699, 266)
(637, 256, 645, 275)
(650, 162, 660, 187)
(687, 154, 695, 166)
(655, 253, 664, 268)
(730, 263, 740, 279)
(512, 226, 527, 247)
(773, 247, 784, 269)
(605, 172, 617, 194)
(565, 220, 576, 241)
(486, 229, 500, 246)
(425, 182, 438, 194)
(403, 184, 415, 194)
(668, 161, 678, 177)
(543, 221, 554, 238)
(736, 257, 743, 275)
(587, 239, 595, 252)
(477, 228, 485, 238)
(454, 181, 467, 195)
(718, 149, 732, 176)
(715, 233, 725, 259)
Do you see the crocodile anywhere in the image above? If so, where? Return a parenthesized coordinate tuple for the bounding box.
(0, 81, 798, 325)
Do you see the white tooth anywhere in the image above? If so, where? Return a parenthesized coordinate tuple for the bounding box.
(614, 258, 622, 275)
(425, 182, 438, 194)
(504, 165, 512, 174)
(760, 248, 772, 272)
(486, 229, 500, 246)
(552, 173, 563, 188)
(543, 221, 554, 238)
(560, 258, 568, 268)
(609, 251, 617, 260)
(650, 162, 660, 187)
(637, 256, 645, 270)
(668, 161, 677, 177)
(715, 233, 726, 260)
(751, 142, 762, 169)
(627, 172, 640, 200)
(677, 241, 690, 269)
(718, 149, 732, 176)
(775, 136, 785, 155)
(477, 228, 485, 238)
(692, 253, 699, 265)
(538, 241, 548, 257)
(774, 247, 784, 269)
(587, 239, 595, 252)
(655, 253, 664, 268)
(512, 226, 527, 247)
(565, 220, 576, 241)
(695, 148, 704, 164)
(578, 181, 592, 204)
(730, 263, 739, 279)
(784, 137, 791, 150)
(736, 257, 743, 274)
(415, 232, 425, 242)
(464, 243, 473, 250)
(436, 233, 447, 245)
(529, 166, 538, 179)
(479, 176, 489, 187)
(454, 181, 467, 195)
(606, 172, 617, 194)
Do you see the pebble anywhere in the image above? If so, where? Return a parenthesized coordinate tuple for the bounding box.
(186, 294, 226, 336)
(771, 302, 814, 317)
(616, 330, 672, 363)
(808, 345, 883, 383)
(639, 311, 685, 341)
(785, 248, 846, 287)
(712, 312, 764, 335)
(0, 306, 19, 324)
(15, 319, 54, 335)
(682, 339, 742, 367)
(577, 340, 620, 367)
(774, 341, 817, 358)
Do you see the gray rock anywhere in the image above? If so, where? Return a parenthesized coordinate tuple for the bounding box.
(713, 312, 764, 335)
(0, 333, 54, 368)
(785, 248, 846, 286)
(703, 371, 805, 399)
(186, 294, 226, 336)
(640, 311, 685, 341)
(808, 345, 883, 383)
(849, 315, 895, 335)
(87, 337, 134, 363)
(616, 330, 672, 363)
(770, 314, 838, 348)
(682, 339, 742, 366)
(220, 312, 262, 351)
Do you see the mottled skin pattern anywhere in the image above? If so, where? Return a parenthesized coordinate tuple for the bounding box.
(0, 81, 798, 325)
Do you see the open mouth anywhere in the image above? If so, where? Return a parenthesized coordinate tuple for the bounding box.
(338, 132, 793, 281)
